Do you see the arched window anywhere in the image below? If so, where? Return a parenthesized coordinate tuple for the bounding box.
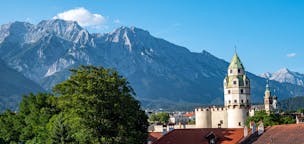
(238, 69, 241, 73)
(241, 100, 244, 103)
(233, 81, 237, 85)
(234, 100, 237, 103)
(230, 69, 233, 74)
(240, 89, 244, 94)
(228, 90, 231, 94)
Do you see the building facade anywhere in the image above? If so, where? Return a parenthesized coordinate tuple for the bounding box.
(195, 53, 250, 128)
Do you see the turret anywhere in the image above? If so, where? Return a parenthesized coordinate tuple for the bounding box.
(264, 80, 272, 114)
(224, 52, 250, 128)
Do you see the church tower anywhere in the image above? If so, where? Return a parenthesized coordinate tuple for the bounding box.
(264, 80, 272, 114)
(264, 80, 278, 114)
(223, 52, 250, 128)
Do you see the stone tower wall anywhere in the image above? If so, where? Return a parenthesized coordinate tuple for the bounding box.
(195, 108, 211, 128)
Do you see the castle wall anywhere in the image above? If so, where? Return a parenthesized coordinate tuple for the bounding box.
(195, 108, 211, 128)
(211, 107, 227, 128)
(227, 108, 248, 128)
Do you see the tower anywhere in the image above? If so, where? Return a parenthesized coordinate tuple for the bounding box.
(264, 80, 278, 114)
(264, 80, 272, 114)
(223, 52, 250, 128)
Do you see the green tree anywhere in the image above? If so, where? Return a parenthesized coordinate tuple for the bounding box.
(53, 65, 148, 144)
(149, 112, 170, 124)
(0, 110, 23, 143)
(246, 110, 296, 127)
(47, 113, 74, 144)
(18, 93, 59, 143)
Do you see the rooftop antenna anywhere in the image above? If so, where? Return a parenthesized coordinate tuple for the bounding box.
(234, 45, 237, 54)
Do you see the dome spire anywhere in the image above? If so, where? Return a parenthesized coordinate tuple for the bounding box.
(228, 48, 244, 69)
(265, 79, 270, 92)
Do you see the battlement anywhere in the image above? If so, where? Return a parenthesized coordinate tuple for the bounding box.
(195, 106, 228, 112)
(195, 107, 211, 112)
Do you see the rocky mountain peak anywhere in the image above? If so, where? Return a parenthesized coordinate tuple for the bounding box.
(33, 19, 89, 43)
(260, 68, 304, 86)
(0, 21, 33, 43)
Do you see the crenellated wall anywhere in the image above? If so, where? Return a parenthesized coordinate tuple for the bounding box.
(195, 107, 212, 128)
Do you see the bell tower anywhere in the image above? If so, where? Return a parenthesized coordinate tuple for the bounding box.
(264, 80, 272, 114)
(223, 52, 250, 128)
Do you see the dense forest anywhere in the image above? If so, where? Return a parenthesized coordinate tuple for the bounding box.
(0, 66, 148, 144)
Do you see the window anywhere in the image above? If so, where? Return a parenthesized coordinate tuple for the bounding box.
(220, 120, 223, 124)
(238, 69, 241, 73)
(247, 100, 249, 103)
(229, 100, 231, 104)
(230, 69, 232, 73)
(233, 81, 237, 85)
(234, 100, 237, 103)
(238, 122, 241, 126)
(241, 89, 244, 94)
(241, 100, 244, 103)
(246, 81, 248, 85)
(228, 90, 231, 94)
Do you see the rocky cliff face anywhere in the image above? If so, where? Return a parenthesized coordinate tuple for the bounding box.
(1, 19, 304, 109)
(261, 68, 304, 86)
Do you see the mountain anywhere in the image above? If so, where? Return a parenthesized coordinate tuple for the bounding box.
(0, 59, 44, 111)
(279, 96, 304, 111)
(0, 19, 304, 109)
(260, 68, 304, 87)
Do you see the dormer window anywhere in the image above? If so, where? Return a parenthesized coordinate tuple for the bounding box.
(205, 132, 216, 144)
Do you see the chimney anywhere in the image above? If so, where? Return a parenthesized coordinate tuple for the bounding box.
(162, 125, 167, 135)
(244, 126, 248, 137)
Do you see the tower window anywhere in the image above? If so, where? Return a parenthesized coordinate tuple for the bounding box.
(228, 90, 231, 94)
(233, 81, 237, 85)
(246, 81, 248, 85)
(238, 122, 241, 126)
(238, 69, 241, 73)
(241, 100, 244, 103)
(234, 100, 237, 103)
(229, 100, 231, 104)
(230, 70, 232, 73)
(240, 89, 244, 94)
(247, 100, 249, 103)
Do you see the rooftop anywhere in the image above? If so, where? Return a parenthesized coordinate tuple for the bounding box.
(153, 128, 246, 144)
(228, 53, 244, 69)
(252, 124, 304, 144)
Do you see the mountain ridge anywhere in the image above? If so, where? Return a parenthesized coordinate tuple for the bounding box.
(260, 68, 304, 87)
(0, 19, 304, 109)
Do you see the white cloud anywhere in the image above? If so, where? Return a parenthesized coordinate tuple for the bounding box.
(53, 7, 106, 27)
(286, 53, 296, 58)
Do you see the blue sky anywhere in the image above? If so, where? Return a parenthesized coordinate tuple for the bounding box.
(1, 0, 304, 74)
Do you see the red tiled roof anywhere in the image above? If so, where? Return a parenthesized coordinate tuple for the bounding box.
(253, 124, 304, 144)
(153, 128, 246, 144)
(183, 112, 195, 117)
(148, 132, 163, 143)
